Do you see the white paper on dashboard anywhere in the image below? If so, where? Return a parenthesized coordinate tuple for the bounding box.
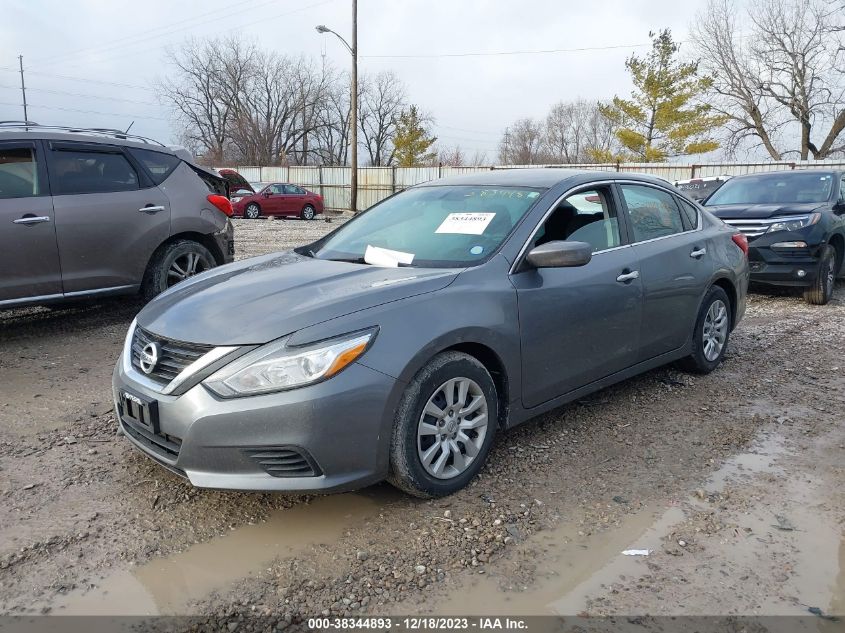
(364, 244, 415, 267)
(435, 212, 496, 235)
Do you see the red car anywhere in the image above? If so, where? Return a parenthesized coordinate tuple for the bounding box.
(232, 183, 324, 220)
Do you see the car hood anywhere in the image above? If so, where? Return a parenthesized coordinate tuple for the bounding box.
(137, 251, 459, 346)
(706, 202, 825, 219)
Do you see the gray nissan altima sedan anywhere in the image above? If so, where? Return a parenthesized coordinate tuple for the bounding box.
(113, 169, 749, 498)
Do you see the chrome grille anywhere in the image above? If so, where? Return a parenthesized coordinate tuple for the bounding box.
(721, 215, 810, 239)
(130, 327, 213, 386)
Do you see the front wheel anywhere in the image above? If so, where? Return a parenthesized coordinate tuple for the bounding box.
(803, 244, 836, 305)
(301, 204, 316, 220)
(244, 203, 261, 219)
(141, 240, 216, 301)
(678, 286, 732, 375)
(388, 352, 498, 498)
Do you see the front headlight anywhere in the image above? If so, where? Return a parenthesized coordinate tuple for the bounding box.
(203, 329, 375, 398)
(767, 213, 820, 233)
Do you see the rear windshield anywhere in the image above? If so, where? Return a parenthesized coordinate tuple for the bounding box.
(706, 173, 834, 205)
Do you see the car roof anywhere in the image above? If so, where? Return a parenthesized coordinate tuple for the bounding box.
(728, 169, 843, 180)
(0, 128, 175, 154)
(419, 168, 672, 189)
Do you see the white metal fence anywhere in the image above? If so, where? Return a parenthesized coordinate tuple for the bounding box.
(217, 160, 845, 214)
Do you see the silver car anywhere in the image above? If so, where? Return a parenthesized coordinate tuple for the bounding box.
(113, 169, 749, 498)
(0, 123, 234, 308)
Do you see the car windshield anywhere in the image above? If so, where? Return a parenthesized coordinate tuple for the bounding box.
(705, 173, 834, 205)
(306, 185, 544, 267)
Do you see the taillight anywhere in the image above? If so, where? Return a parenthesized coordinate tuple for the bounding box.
(207, 194, 233, 217)
(731, 233, 748, 256)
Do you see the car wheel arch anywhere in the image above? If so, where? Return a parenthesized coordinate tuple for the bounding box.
(145, 231, 225, 271)
(828, 233, 844, 274)
(709, 276, 738, 331)
(398, 338, 511, 432)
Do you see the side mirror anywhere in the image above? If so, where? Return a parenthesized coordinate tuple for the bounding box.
(834, 201, 845, 215)
(263, 190, 272, 198)
(525, 240, 593, 269)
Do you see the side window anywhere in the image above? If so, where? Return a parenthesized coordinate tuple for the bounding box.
(677, 198, 700, 230)
(289, 185, 305, 194)
(620, 185, 686, 243)
(839, 177, 845, 204)
(128, 148, 180, 185)
(51, 149, 139, 195)
(269, 184, 285, 195)
(533, 188, 621, 253)
(0, 146, 40, 199)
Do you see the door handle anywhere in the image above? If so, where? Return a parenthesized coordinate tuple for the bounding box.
(13, 215, 51, 225)
(616, 270, 640, 283)
(139, 205, 166, 214)
(690, 247, 707, 259)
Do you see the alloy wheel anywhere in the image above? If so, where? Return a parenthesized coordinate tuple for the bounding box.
(417, 377, 489, 480)
(702, 299, 729, 362)
(167, 251, 210, 287)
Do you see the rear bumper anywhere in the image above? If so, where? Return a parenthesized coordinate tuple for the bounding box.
(213, 221, 235, 263)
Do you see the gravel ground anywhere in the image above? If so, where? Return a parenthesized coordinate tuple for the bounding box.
(0, 217, 842, 629)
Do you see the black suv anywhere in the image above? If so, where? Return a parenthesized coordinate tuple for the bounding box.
(703, 170, 845, 305)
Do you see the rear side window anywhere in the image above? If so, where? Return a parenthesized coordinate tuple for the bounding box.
(0, 146, 40, 199)
(677, 198, 700, 230)
(286, 185, 305, 194)
(620, 185, 686, 243)
(129, 148, 180, 185)
(51, 149, 139, 195)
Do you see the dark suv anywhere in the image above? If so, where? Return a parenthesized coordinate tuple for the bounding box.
(703, 170, 845, 305)
(0, 123, 234, 309)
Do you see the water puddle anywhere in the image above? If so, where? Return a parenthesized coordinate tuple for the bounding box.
(46, 490, 393, 615)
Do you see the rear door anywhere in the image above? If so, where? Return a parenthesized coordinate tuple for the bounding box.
(0, 140, 62, 302)
(283, 184, 306, 216)
(46, 141, 171, 293)
(617, 183, 714, 361)
(511, 184, 643, 408)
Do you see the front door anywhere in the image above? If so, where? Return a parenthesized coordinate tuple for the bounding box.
(512, 185, 643, 409)
(0, 140, 62, 302)
(46, 141, 171, 293)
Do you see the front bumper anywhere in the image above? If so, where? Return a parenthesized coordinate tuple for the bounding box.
(112, 355, 402, 492)
(745, 225, 828, 287)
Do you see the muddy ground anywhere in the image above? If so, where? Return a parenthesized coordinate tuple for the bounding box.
(0, 217, 843, 629)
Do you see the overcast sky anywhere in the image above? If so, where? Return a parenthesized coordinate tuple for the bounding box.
(0, 0, 708, 161)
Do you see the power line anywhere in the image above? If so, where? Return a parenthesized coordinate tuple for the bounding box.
(0, 83, 159, 106)
(361, 42, 650, 59)
(33, 0, 339, 71)
(0, 68, 150, 90)
(30, 0, 267, 66)
(0, 101, 169, 122)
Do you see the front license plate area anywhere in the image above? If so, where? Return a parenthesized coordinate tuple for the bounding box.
(120, 389, 160, 434)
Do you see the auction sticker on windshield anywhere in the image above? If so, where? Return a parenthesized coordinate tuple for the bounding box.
(436, 212, 496, 235)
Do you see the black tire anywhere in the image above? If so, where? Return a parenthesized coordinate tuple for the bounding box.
(141, 240, 216, 301)
(244, 203, 261, 219)
(301, 204, 316, 220)
(803, 244, 836, 305)
(387, 352, 498, 498)
(678, 285, 732, 375)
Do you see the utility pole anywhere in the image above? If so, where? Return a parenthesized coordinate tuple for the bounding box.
(18, 55, 28, 123)
(350, 0, 358, 214)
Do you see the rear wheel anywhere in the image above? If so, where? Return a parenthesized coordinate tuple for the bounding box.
(301, 204, 316, 220)
(803, 244, 836, 305)
(141, 240, 216, 301)
(244, 203, 261, 219)
(388, 352, 497, 498)
(678, 286, 732, 374)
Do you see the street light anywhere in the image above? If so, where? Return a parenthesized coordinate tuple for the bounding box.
(316, 0, 358, 214)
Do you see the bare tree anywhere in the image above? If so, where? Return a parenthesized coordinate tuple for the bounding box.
(692, 0, 845, 159)
(498, 118, 546, 164)
(159, 38, 246, 163)
(544, 99, 618, 163)
(438, 145, 466, 166)
(312, 70, 352, 165)
(358, 71, 407, 166)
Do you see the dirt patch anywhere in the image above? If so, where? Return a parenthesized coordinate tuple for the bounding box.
(0, 218, 843, 629)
